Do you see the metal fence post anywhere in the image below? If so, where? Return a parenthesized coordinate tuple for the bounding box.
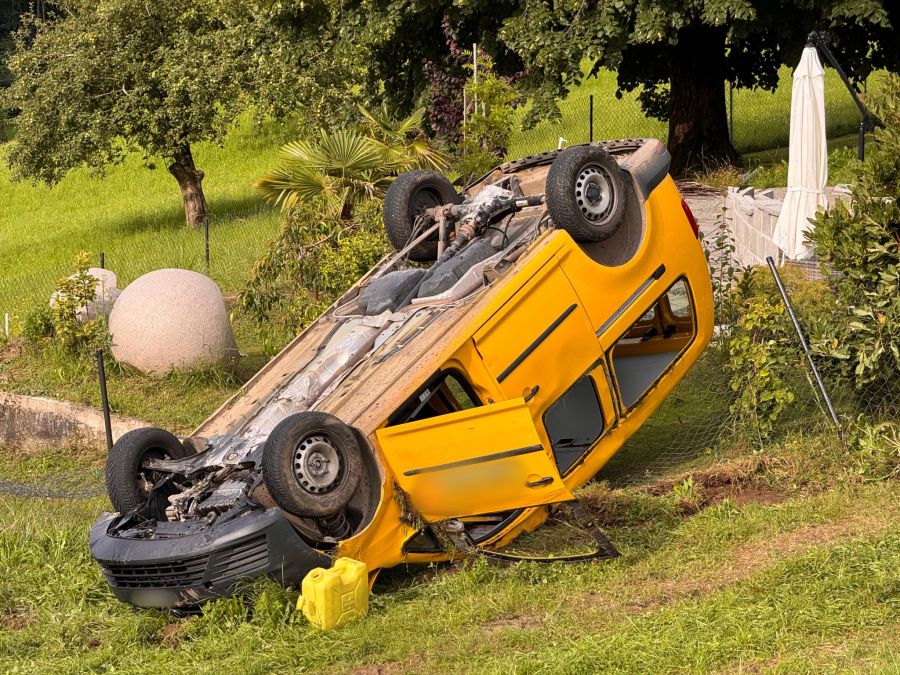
(99, 251, 105, 269)
(589, 95, 594, 143)
(766, 257, 842, 432)
(95, 349, 114, 452)
(204, 219, 210, 274)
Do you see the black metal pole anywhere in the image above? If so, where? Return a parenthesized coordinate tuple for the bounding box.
(807, 32, 877, 162)
(766, 257, 841, 430)
(589, 95, 594, 143)
(96, 349, 114, 452)
(99, 251, 105, 269)
(204, 219, 210, 274)
(728, 82, 734, 143)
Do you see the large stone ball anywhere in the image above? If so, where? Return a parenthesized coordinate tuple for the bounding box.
(109, 269, 238, 374)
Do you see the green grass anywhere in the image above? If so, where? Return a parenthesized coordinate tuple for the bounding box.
(0, 114, 295, 326)
(508, 67, 886, 158)
(1, 434, 897, 673)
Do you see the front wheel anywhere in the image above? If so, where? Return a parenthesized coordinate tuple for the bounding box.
(105, 427, 188, 520)
(261, 412, 363, 519)
(545, 145, 627, 242)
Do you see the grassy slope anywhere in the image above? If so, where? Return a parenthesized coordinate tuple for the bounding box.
(0, 433, 897, 673)
(509, 68, 885, 159)
(0, 115, 291, 319)
(0, 116, 300, 430)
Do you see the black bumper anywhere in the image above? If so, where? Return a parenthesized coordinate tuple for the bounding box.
(89, 507, 332, 609)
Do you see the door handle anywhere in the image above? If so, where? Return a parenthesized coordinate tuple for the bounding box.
(524, 385, 540, 402)
(526, 476, 553, 488)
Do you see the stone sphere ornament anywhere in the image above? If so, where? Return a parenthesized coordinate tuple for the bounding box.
(109, 269, 238, 374)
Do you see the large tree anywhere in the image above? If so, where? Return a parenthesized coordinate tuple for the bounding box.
(344, 0, 897, 174)
(3, 0, 351, 226)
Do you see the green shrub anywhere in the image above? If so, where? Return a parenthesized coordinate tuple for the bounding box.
(240, 200, 390, 331)
(22, 304, 55, 343)
(725, 270, 797, 441)
(452, 54, 521, 182)
(23, 252, 107, 353)
(807, 75, 900, 400)
(846, 416, 900, 481)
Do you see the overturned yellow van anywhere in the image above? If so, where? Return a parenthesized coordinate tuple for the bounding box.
(90, 139, 713, 609)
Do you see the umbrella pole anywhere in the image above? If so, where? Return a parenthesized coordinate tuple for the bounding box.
(806, 31, 878, 161)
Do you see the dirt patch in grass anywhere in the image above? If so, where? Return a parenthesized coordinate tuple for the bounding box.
(579, 457, 785, 526)
(0, 607, 37, 630)
(482, 615, 543, 633)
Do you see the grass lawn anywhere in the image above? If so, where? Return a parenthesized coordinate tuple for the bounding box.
(508, 67, 886, 158)
(1, 430, 897, 673)
(0, 114, 294, 324)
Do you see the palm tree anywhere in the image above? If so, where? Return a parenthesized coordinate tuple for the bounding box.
(255, 106, 448, 220)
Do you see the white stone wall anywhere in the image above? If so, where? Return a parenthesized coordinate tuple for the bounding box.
(724, 187, 784, 268)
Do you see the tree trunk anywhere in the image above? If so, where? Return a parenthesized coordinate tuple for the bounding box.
(167, 145, 209, 228)
(666, 25, 740, 176)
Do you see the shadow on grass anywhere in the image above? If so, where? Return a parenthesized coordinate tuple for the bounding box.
(107, 193, 271, 237)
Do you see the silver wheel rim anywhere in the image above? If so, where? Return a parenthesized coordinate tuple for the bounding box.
(293, 435, 341, 494)
(575, 165, 616, 222)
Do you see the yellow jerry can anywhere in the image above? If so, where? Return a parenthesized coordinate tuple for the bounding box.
(298, 557, 369, 630)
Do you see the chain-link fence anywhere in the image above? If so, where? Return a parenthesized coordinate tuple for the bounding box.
(0, 205, 281, 339)
(4, 251, 897, 500)
(506, 67, 883, 160)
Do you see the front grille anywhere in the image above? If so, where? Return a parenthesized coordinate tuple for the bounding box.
(102, 553, 209, 589)
(208, 535, 269, 583)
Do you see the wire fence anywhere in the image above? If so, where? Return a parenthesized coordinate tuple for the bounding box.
(3, 250, 898, 501)
(0, 205, 281, 340)
(506, 67, 883, 159)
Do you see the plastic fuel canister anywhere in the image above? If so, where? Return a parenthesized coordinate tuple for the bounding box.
(298, 557, 369, 629)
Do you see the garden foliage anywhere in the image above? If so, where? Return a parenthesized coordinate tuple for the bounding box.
(808, 75, 900, 398)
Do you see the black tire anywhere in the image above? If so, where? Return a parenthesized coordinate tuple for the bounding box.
(262, 412, 363, 519)
(105, 427, 188, 520)
(545, 145, 627, 242)
(383, 170, 461, 262)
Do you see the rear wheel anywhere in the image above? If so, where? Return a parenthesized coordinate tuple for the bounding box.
(262, 412, 363, 519)
(105, 428, 188, 520)
(546, 146, 627, 242)
(383, 170, 460, 262)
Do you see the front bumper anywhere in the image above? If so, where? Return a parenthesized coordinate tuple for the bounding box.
(89, 507, 332, 609)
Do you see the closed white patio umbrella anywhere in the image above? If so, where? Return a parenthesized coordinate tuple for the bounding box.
(772, 45, 828, 260)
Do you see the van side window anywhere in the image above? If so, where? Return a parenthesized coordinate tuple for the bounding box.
(388, 371, 481, 425)
(543, 376, 605, 475)
(610, 278, 695, 410)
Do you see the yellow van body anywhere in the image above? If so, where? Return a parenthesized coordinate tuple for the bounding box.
(92, 140, 714, 608)
(322, 173, 714, 575)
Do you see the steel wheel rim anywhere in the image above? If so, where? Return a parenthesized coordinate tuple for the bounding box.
(575, 164, 617, 222)
(293, 434, 342, 494)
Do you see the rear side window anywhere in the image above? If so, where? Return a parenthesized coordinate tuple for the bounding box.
(543, 376, 605, 475)
(610, 278, 695, 410)
(388, 371, 480, 425)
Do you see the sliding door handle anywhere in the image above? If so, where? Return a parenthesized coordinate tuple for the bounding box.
(526, 476, 553, 488)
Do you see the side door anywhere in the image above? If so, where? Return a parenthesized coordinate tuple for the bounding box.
(473, 263, 602, 409)
(375, 398, 574, 522)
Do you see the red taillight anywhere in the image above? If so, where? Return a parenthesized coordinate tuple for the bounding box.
(681, 198, 699, 238)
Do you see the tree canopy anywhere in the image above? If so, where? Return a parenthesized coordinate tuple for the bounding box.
(3, 0, 354, 226)
(343, 0, 898, 173)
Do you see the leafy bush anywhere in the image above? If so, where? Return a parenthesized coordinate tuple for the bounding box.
(23, 252, 107, 353)
(807, 74, 900, 399)
(725, 271, 797, 441)
(240, 200, 390, 331)
(22, 305, 55, 343)
(846, 416, 900, 481)
(453, 54, 521, 182)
